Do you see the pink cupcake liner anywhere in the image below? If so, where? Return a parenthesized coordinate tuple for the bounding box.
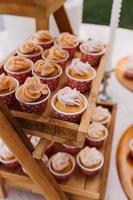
(76, 152, 104, 176)
(80, 44, 105, 67)
(45, 141, 55, 155)
(0, 158, 20, 169)
(63, 144, 81, 154)
(17, 45, 43, 63)
(51, 92, 88, 123)
(39, 40, 54, 51)
(42, 49, 69, 70)
(48, 153, 76, 180)
(0, 78, 19, 107)
(129, 139, 133, 158)
(15, 86, 51, 114)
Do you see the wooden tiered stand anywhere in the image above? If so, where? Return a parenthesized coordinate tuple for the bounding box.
(0, 1, 117, 199)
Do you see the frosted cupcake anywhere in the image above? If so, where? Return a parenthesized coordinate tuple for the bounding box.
(77, 147, 104, 176)
(63, 144, 81, 154)
(15, 77, 50, 114)
(0, 73, 19, 107)
(80, 39, 105, 67)
(86, 122, 108, 147)
(91, 106, 111, 125)
(0, 141, 19, 169)
(4, 56, 33, 84)
(51, 87, 88, 123)
(124, 57, 133, 79)
(55, 32, 79, 58)
(33, 59, 62, 91)
(30, 136, 40, 147)
(17, 41, 43, 62)
(48, 152, 76, 180)
(33, 30, 54, 50)
(129, 139, 133, 158)
(66, 58, 96, 92)
(42, 46, 69, 70)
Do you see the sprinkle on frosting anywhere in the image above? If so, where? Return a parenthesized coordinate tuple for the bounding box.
(57, 87, 82, 106)
(79, 147, 102, 168)
(91, 106, 110, 122)
(82, 39, 104, 53)
(0, 73, 16, 93)
(5, 56, 31, 72)
(47, 46, 67, 61)
(70, 58, 91, 76)
(19, 41, 40, 54)
(33, 30, 53, 43)
(88, 122, 105, 139)
(35, 60, 59, 77)
(52, 152, 69, 172)
(57, 32, 78, 47)
(17, 77, 49, 103)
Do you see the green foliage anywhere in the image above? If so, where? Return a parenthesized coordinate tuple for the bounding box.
(83, 0, 133, 29)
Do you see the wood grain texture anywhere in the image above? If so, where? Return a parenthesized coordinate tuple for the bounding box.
(117, 125, 133, 200)
(115, 57, 133, 92)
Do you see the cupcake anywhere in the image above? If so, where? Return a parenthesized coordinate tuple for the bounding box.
(4, 56, 33, 84)
(51, 87, 88, 123)
(33, 30, 54, 50)
(63, 144, 81, 154)
(0, 73, 19, 107)
(86, 122, 108, 147)
(55, 32, 79, 58)
(30, 136, 40, 147)
(42, 46, 69, 70)
(80, 39, 105, 67)
(91, 106, 111, 125)
(129, 139, 133, 158)
(66, 58, 96, 92)
(77, 147, 104, 176)
(0, 141, 19, 169)
(124, 57, 133, 79)
(33, 59, 62, 91)
(15, 76, 50, 114)
(17, 41, 43, 62)
(48, 152, 76, 180)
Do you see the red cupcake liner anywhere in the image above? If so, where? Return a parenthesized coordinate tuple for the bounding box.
(53, 111, 82, 123)
(85, 137, 104, 148)
(63, 46, 77, 59)
(79, 167, 100, 176)
(80, 52, 102, 67)
(39, 77, 59, 91)
(0, 92, 16, 107)
(63, 144, 81, 154)
(40, 41, 54, 51)
(1, 160, 20, 169)
(6, 70, 32, 85)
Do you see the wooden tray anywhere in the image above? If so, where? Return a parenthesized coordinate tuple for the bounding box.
(115, 57, 133, 92)
(0, 45, 110, 147)
(117, 125, 133, 200)
(0, 101, 117, 200)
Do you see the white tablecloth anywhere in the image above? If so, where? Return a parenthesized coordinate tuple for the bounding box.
(0, 23, 133, 200)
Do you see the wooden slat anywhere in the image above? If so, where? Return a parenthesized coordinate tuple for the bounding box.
(33, 139, 50, 159)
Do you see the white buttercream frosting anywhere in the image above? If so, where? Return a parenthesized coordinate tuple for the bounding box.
(0, 141, 14, 160)
(52, 152, 69, 171)
(79, 147, 102, 168)
(30, 136, 40, 147)
(57, 87, 81, 106)
(88, 122, 105, 139)
(70, 58, 91, 76)
(91, 106, 110, 122)
(83, 39, 103, 53)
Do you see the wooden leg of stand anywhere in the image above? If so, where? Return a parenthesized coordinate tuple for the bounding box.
(54, 5, 74, 34)
(0, 111, 68, 200)
(0, 176, 6, 198)
(36, 17, 49, 31)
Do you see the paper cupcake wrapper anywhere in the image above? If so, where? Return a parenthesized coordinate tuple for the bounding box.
(26, 54, 42, 63)
(40, 41, 54, 51)
(6, 70, 32, 85)
(0, 160, 20, 169)
(38, 77, 60, 92)
(85, 137, 104, 148)
(79, 166, 100, 176)
(63, 144, 81, 154)
(63, 46, 77, 59)
(0, 92, 17, 107)
(80, 52, 102, 67)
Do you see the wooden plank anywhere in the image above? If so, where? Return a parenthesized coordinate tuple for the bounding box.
(33, 139, 50, 159)
(0, 175, 6, 198)
(36, 17, 49, 31)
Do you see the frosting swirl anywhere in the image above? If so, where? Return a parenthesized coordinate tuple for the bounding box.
(91, 106, 110, 122)
(57, 87, 82, 106)
(35, 60, 59, 77)
(83, 39, 104, 53)
(5, 56, 31, 72)
(47, 46, 67, 61)
(19, 41, 40, 54)
(88, 122, 105, 139)
(52, 152, 69, 172)
(57, 32, 78, 47)
(17, 77, 49, 103)
(30, 136, 40, 147)
(33, 30, 53, 43)
(79, 147, 102, 168)
(0, 73, 16, 93)
(70, 58, 91, 76)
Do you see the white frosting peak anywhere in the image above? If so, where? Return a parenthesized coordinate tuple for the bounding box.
(88, 122, 105, 139)
(92, 106, 110, 122)
(70, 58, 91, 76)
(79, 147, 102, 168)
(0, 142, 14, 159)
(83, 39, 103, 53)
(52, 152, 69, 171)
(57, 87, 81, 106)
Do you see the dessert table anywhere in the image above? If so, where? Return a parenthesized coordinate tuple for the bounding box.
(0, 23, 133, 200)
